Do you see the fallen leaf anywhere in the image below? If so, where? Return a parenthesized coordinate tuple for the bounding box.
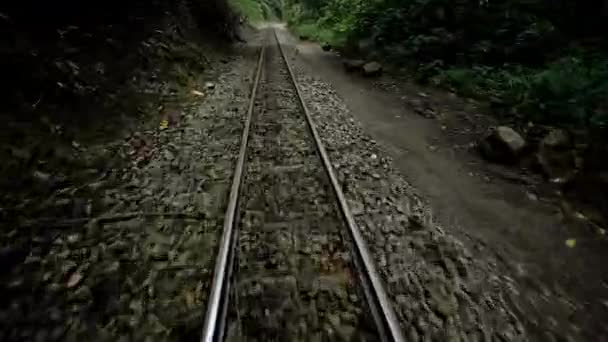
(159, 119, 169, 130)
(67, 272, 84, 288)
(565, 239, 576, 248)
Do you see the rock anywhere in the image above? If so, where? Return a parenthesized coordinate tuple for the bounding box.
(343, 59, 365, 72)
(66, 233, 81, 245)
(163, 150, 175, 161)
(542, 128, 571, 148)
(62, 261, 78, 275)
(408, 212, 426, 229)
(348, 200, 364, 215)
(321, 43, 332, 51)
(109, 240, 130, 254)
(32, 170, 52, 184)
(70, 285, 93, 302)
(87, 180, 107, 191)
(312, 275, 348, 299)
(362, 62, 383, 77)
(435, 296, 457, 318)
(428, 284, 457, 318)
(327, 314, 341, 329)
(336, 325, 356, 341)
(149, 244, 169, 261)
(537, 131, 576, 180)
(340, 312, 357, 324)
(67, 272, 84, 288)
(204, 82, 215, 90)
(479, 126, 526, 163)
(408, 327, 420, 342)
(171, 193, 190, 209)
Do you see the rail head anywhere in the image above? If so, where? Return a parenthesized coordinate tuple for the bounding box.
(201, 29, 404, 342)
(200, 40, 266, 342)
(272, 29, 405, 342)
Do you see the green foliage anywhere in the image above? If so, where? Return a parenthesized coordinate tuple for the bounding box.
(230, 0, 283, 22)
(286, 0, 608, 128)
(229, 0, 264, 22)
(286, 0, 365, 46)
(438, 58, 608, 127)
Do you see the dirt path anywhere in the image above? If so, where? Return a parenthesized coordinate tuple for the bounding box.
(276, 27, 608, 340)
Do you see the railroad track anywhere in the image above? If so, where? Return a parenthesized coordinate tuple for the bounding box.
(201, 29, 404, 342)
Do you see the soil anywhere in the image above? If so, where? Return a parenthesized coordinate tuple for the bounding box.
(275, 26, 608, 340)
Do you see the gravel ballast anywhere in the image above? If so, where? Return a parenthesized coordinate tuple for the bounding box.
(1, 36, 261, 341)
(293, 70, 527, 341)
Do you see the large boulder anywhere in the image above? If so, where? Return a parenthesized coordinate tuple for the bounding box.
(563, 138, 608, 224)
(536, 128, 576, 181)
(343, 59, 365, 72)
(362, 61, 383, 77)
(479, 126, 526, 163)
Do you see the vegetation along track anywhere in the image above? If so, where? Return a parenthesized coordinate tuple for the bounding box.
(201, 29, 405, 342)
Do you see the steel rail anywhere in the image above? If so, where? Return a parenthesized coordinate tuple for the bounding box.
(200, 40, 266, 342)
(272, 29, 406, 342)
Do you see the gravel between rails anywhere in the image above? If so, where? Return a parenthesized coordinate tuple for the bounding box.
(292, 70, 528, 341)
(226, 35, 379, 341)
(0, 42, 260, 341)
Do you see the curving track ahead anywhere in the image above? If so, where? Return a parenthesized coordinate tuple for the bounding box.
(200, 29, 404, 342)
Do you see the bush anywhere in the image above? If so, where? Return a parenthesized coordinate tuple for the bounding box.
(438, 58, 608, 128)
(230, 0, 264, 22)
(229, 0, 283, 22)
(527, 58, 608, 127)
(285, 0, 608, 129)
(286, 0, 362, 47)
